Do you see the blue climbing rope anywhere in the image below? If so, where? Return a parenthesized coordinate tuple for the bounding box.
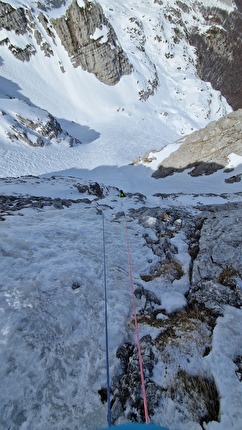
(102, 212, 112, 427)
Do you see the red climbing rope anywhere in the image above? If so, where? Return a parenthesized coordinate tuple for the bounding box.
(125, 216, 149, 424)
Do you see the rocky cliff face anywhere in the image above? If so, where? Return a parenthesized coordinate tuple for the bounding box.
(0, 1, 28, 34)
(1, 0, 241, 101)
(12, 112, 81, 147)
(0, 1, 54, 61)
(235, 0, 242, 12)
(189, 5, 242, 110)
(100, 194, 242, 426)
(51, 0, 132, 85)
(0, 0, 132, 85)
(152, 108, 242, 179)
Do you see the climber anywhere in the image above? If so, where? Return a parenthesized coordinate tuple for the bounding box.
(118, 189, 126, 197)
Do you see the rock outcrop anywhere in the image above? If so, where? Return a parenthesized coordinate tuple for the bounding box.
(1, 0, 242, 102)
(0, 2, 28, 34)
(189, 5, 242, 110)
(51, 0, 132, 85)
(6, 109, 81, 147)
(0, 1, 53, 61)
(109, 200, 242, 426)
(0, 0, 132, 84)
(152, 109, 242, 178)
(1, 177, 242, 427)
(189, 202, 242, 310)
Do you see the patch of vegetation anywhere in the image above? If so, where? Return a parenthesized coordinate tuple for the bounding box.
(136, 303, 217, 339)
(140, 259, 184, 282)
(161, 259, 184, 280)
(170, 370, 220, 426)
(206, 25, 221, 36)
(135, 304, 219, 427)
(218, 266, 240, 289)
(142, 156, 155, 163)
(154, 305, 216, 349)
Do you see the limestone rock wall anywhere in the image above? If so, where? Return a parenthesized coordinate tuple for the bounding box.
(152, 109, 242, 178)
(0, 0, 132, 84)
(0, 1, 54, 61)
(51, 0, 132, 85)
(0, 0, 241, 97)
(189, 6, 242, 110)
(189, 202, 242, 310)
(193, 204, 242, 286)
(0, 2, 28, 34)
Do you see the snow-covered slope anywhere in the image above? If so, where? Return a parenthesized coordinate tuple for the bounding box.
(1, 2, 242, 429)
(0, 0, 236, 180)
(0, 176, 242, 430)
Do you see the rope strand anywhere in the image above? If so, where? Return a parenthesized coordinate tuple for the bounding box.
(125, 215, 149, 424)
(102, 212, 112, 427)
(102, 205, 149, 425)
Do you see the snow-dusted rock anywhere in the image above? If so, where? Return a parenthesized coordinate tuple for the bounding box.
(52, 0, 132, 85)
(1, 176, 242, 429)
(153, 109, 242, 178)
(189, 202, 242, 309)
